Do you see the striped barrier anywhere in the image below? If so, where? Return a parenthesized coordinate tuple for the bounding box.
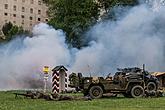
(52, 66, 68, 94)
(52, 71, 59, 93)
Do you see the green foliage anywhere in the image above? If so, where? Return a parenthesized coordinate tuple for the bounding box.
(0, 91, 165, 110)
(98, 0, 138, 12)
(44, 0, 138, 48)
(2, 22, 13, 36)
(1, 22, 29, 42)
(45, 0, 100, 48)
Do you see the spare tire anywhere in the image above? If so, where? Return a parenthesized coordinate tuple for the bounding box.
(89, 86, 103, 99)
(147, 82, 157, 91)
(131, 85, 144, 98)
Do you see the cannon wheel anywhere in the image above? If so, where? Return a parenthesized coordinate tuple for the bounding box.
(89, 86, 103, 99)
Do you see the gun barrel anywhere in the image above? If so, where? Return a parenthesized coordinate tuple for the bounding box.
(14, 93, 34, 99)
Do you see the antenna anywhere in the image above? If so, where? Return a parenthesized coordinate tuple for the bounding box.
(142, 64, 145, 80)
(87, 65, 92, 77)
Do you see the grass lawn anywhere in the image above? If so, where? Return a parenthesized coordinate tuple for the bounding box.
(0, 91, 165, 110)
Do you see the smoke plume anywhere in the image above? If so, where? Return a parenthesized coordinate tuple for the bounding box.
(0, 24, 71, 89)
(71, 1, 165, 75)
(0, 1, 165, 89)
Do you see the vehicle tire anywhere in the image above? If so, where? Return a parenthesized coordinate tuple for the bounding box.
(89, 86, 103, 99)
(147, 82, 157, 91)
(131, 85, 144, 98)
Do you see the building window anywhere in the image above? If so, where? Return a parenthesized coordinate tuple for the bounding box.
(13, 14, 16, 17)
(21, 20, 24, 25)
(22, 7, 25, 12)
(29, 16, 33, 20)
(30, 8, 33, 14)
(13, 5, 17, 11)
(4, 4, 8, 9)
(30, 23, 32, 26)
(38, 10, 41, 14)
(21, 15, 25, 18)
(45, 19, 48, 22)
(22, 0, 25, 3)
(38, 1, 41, 5)
(30, 0, 34, 4)
(38, 18, 41, 21)
(14, 0, 17, 1)
(4, 13, 8, 16)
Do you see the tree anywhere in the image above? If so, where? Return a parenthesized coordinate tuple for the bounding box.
(97, 0, 138, 13)
(2, 22, 13, 37)
(1, 22, 29, 42)
(44, 0, 138, 48)
(98, 0, 138, 10)
(45, 0, 100, 48)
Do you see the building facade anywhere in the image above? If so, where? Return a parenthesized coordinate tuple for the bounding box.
(0, 0, 48, 31)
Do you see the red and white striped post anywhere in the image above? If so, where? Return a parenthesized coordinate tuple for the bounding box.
(65, 72, 68, 92)
(52, 66, 68, 94)
(52, 71, 60, 93)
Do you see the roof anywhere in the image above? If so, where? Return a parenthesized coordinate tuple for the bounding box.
(52, 65, 68, 72)
(151, 72, 165, 76)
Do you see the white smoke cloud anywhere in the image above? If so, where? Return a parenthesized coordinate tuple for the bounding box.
(0, 1, 165, 89)
(71, 3, 165, 75)
(0, 23, 71, 89)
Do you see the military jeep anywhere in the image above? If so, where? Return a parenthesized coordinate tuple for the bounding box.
(69, 66, 159, 99)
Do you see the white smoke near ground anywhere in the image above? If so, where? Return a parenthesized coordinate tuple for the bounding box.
(0, 23, 71, 89)
(0, 1, 165, 89)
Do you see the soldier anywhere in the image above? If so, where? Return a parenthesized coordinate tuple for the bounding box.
(45, 93, 92, 101)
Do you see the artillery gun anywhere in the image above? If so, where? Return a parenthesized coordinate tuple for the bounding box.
(69, 66, 159, 99)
